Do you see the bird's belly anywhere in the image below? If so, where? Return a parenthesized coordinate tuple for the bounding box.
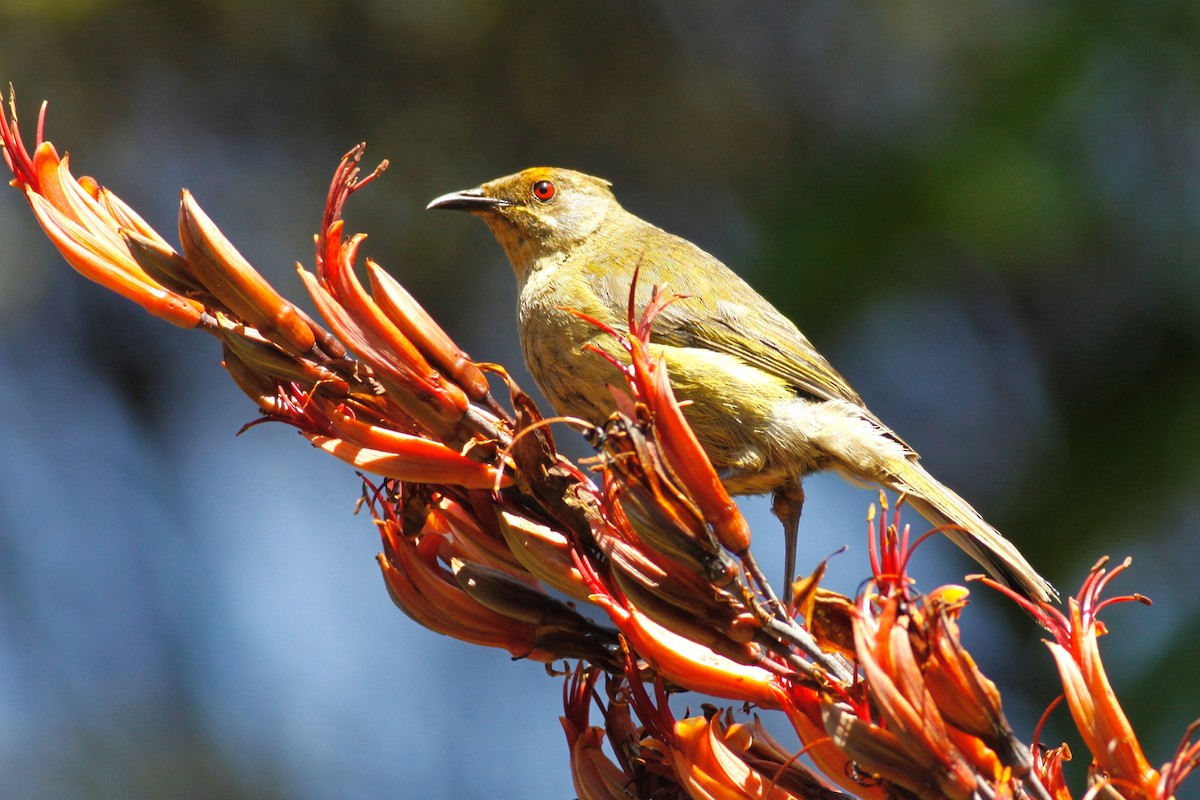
(520, 318, 832, 494)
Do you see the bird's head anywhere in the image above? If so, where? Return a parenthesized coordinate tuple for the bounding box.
(428, 167, 618, 278)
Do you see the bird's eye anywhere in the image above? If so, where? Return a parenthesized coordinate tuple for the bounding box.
(531, 180, 556, 203)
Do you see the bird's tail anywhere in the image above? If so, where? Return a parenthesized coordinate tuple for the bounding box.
(882, 460, 1058, 604)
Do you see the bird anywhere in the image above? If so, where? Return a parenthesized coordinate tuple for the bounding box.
(428, 167, 1056, 604)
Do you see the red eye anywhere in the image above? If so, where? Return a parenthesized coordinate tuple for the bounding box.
(531, 179, 556, 202)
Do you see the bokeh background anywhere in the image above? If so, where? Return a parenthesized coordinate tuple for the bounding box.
(3, 2, 1200, 798)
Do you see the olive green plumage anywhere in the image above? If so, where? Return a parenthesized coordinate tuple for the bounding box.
(430, 167, 1056, 603)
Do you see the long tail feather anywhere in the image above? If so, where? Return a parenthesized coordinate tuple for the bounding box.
(887, 461, 1058, 603)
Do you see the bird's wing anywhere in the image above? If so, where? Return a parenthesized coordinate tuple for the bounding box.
(668, 303, 865, 406)
(591, 234, 865, 408)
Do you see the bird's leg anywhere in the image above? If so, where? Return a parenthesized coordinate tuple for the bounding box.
(771, 479, 805, 608)
(737, 549, 790, 626)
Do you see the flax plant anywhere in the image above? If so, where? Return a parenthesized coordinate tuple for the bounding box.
(4, 89, 1197, 800)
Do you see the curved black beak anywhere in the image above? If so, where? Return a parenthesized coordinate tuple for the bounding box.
(426, 188, 510, 212)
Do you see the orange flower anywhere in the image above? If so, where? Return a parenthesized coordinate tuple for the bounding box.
(986, 557, 1159, 798)
(178, 190, 315, 354)
(922, 607, 1031, 777)
(298, 146, 511, 445)
(844, 595, 980, 800)
(370, 485, 619, 667)
(670, 713, 848, 800)
(2, 96, 207, 328)
(588, 584, 787, 710)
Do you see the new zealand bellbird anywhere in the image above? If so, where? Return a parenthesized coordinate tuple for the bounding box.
(429, 167, 1055, 603)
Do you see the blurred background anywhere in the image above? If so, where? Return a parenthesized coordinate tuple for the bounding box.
(3, 2, 1200, 798)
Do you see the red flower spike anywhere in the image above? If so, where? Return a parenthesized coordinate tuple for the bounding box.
(16, 87, 1200, 800)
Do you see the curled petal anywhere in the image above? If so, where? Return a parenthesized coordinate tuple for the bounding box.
(1046, 637, 1158, 793)
(1033, 743, 1073, 800)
